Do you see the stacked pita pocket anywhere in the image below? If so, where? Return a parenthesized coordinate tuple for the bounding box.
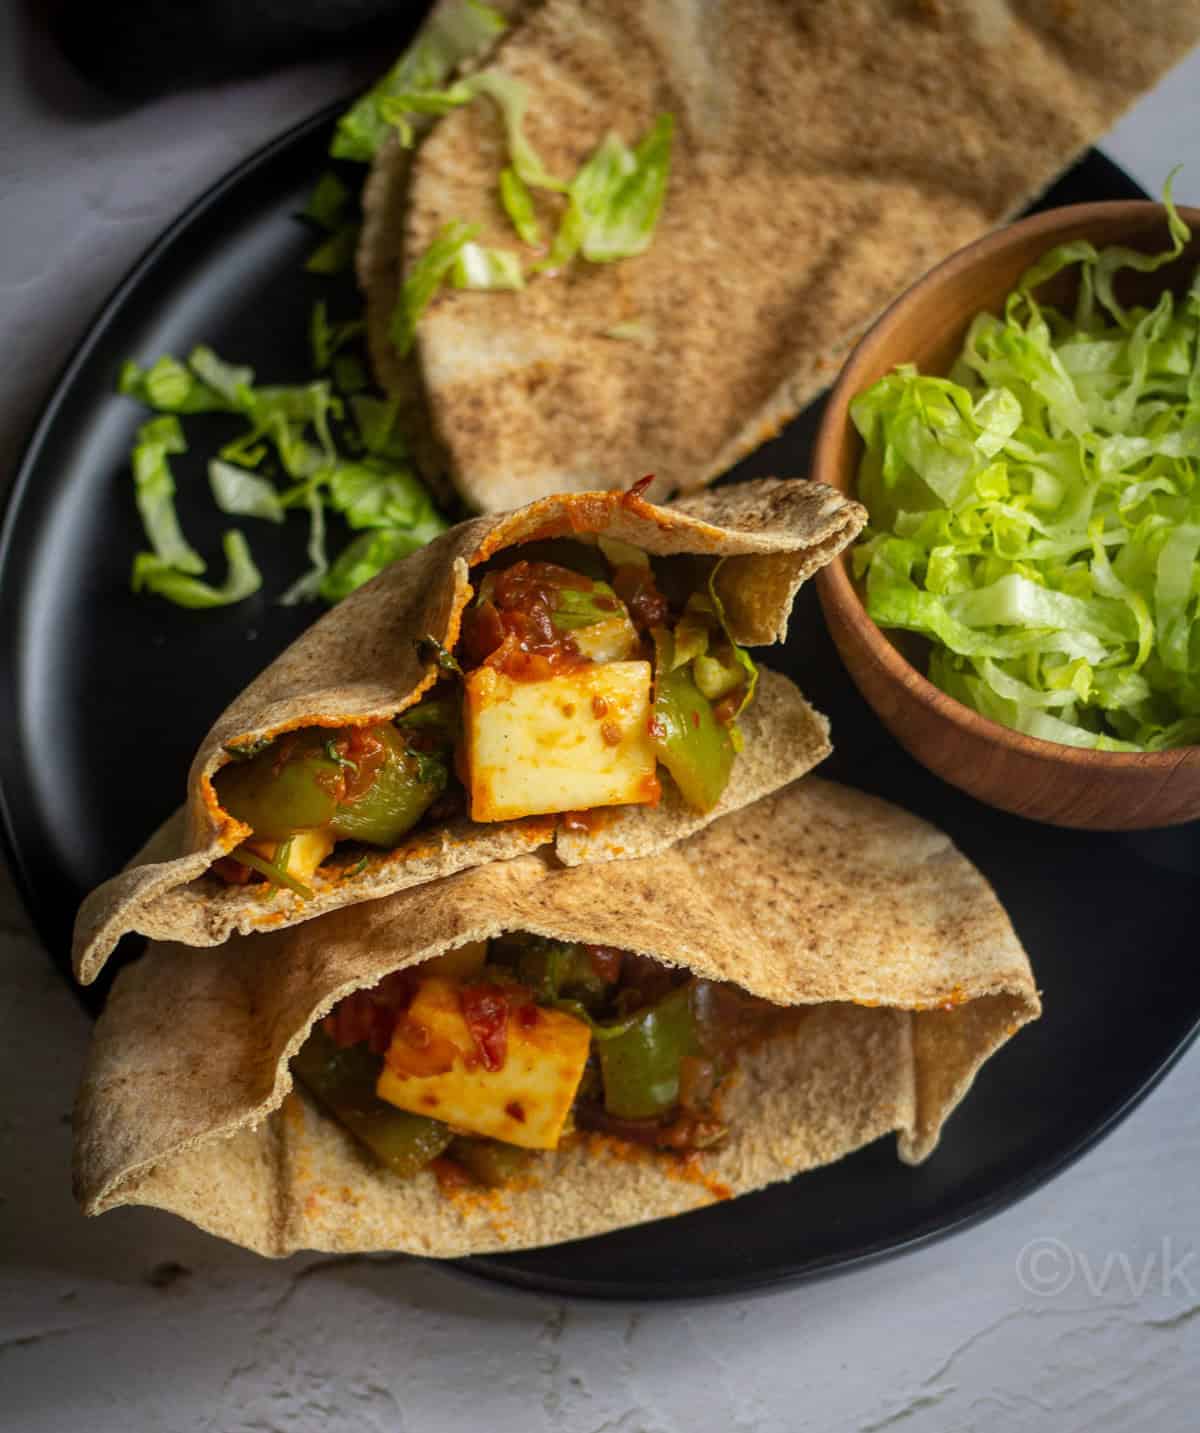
(74, 779, 1040, 1257)
(357, 0, 529, 489)
(72, 479, 864, 984)
(361, 0, 1200, 510)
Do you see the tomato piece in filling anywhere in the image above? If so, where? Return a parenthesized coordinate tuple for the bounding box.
(323, 970, 418, 1055)
(461, 561, 599, 681)
(458, 982, 512, 1072)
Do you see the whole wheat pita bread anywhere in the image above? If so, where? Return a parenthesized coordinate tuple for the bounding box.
(75, 779, 1039, 1257)
(362, 0, 1200, 510)
(72, 480, 864, 984)
(357, 0, 532, 504)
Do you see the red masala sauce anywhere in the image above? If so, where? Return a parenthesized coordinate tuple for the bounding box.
(585, 945, 624, 983)
(611, 564, 670, 633)
(458, 983, 512, 1072)
(322, 725, 389, 802)
(711, 690, 745, 727)
(461, 561, 604, 681)
(323, 970, 418, 1055)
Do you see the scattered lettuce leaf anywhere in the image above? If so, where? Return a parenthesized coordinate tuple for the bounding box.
(209, 461, 285, 524)
(499, 165, 541, 246)
(603, 318, 656, 346)
(450, 241, 525, 290)
(542, 115, 673, 270)
(119, 356, 228, 414)
(303, 171, 351, 231)
(350, 395, 408, 459)
(327, 461, 434, 530)
(390, 219, 479, 356)
(469, 70, 566, 194)
(279, 482, 331, 606)
(306, 221, 360, 275)
(132, 531, 262, 609)
(309, 301, 365, 372)
(320, 526, 437, 603)
(131, 416, 205, 574)
(187, 346, 254, 406)
(330, 0, 508, 161)
(332, 354, 368, 394)
(853, 186, 1200, 751)
(378, 80, 476, 127)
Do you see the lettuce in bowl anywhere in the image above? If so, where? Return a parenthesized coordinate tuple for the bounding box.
(853, 183, 1200, 752)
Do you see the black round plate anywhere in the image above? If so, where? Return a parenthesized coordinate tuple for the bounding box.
(3, 107, 1197, 1299)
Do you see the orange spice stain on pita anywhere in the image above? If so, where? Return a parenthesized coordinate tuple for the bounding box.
(470, 489, 682, 565)
(430, 1158, 524, 1244)
(914, 985, 969, 1012)
(251, 909, 290, 929)
(579, 1132, 731, 1204)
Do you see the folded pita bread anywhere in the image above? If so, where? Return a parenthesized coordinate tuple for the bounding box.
(363, 0, 1200, 510)
(357, 0, 530, 502)
(72, 480, 864, 984)
(74, 779, 1040, 1257)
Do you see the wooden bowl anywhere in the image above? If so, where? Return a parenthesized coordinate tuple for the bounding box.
(813, 202, 1200, 830)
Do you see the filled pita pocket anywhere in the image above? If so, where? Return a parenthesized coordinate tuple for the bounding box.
(362, 0, 1200, 510)
(74, 779, 1040, 1258)
(72, 479, 864, 984)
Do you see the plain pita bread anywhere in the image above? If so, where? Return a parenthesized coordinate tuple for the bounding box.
(363, 0, 1200, 509)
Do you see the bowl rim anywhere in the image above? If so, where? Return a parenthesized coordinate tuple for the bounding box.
(812, 198, 1200, 772)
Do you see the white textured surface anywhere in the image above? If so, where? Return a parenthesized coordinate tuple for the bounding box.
(2, 6, 1199, 1428)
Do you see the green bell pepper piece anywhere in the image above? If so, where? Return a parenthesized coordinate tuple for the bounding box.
(598, 983, 701, 1119)
(328, 724, 447, 846)
(447, 1137, 533, 1188)
(551, 578, 626, 632)
(214, 731, 343, 839)
(651, 658, 736, 813)
(291, 1028, 453, 1178)
(517, 940, 610, 1011)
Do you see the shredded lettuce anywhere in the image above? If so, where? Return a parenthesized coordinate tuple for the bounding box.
(279, 482, 330, 607)
(305, 222, 360, 275)
(132, 531, 262, 610)
(309, 301, 365, 372)
(130, 416, 205, 573)
(542, 115, 673, 270)
(326, 461, 438, 531)
(208, 461, 285, 524)
(303, 171, 350, 231)
(350, 395, 408, 459)
(320, 526, 438, 603)
(330, 0, 508, 160)
(603, 318, 656, 346)
(120, 340, 446, 609)
(185, 346, 252, 407)
(450, 240, 525, 291)
(332, 354, 368, 394)
(468, 70, 566, 194)
(391, 219, 479, 357)
(499, 165, 541, 246)
(119, 356, 228, 414)
(853, 181, 1200, 751)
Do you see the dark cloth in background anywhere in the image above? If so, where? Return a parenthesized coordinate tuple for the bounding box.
(48, 0, 425, 100)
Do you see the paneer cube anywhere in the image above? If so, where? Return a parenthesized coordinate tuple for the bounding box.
(572, 611, 639, 663)
(464, 661, 658, 821)
(376, 976, 592, 1150)
(247, 828, 335, 883)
